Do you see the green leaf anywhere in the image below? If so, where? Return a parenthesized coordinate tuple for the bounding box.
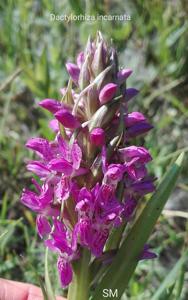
(175, 260, 186, 300)
(0, 231, 8, 240)
(92, 153, 184, 300)
(151, 250, 188, 300)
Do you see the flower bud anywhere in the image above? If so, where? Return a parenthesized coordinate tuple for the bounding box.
(90, 128, 105, 146)
(139, 244, 157, 260)
(78, 54, 90, 90)
(55, 109, 80, 129)
(86, 86, 99, 117)
(124, 88, 139, 101)
(39, 99, 61, 113)
(91, 41, 105, 76)
(84, 35, 94, 56)
(66, 63, 80, 83)
(89, 98, 120, 131)
(99, 83, 117, 105)
(76, 51, 84, 68)
(126, 121, 153, 138)
(125, 112, 146, 127)
(117, 68, 132, 84)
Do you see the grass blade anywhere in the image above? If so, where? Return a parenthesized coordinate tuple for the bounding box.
(45, 247, 56, 300)
(151, 250, 188, 300)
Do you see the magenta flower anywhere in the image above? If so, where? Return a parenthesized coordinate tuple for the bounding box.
(90, 128, 105, 146)
(125, 112, 146, 127)
(36, 215, 51, 238)
(55, 109, 80, 129)
(124, 87, 139, 101)
(66, 62, 80, 83)
(39, 99, 62, 113)
(117, 68, 132, 84)
(99, 83, 118, 105)
(139, 244, 157, 260)
(21, 32, 155, 288)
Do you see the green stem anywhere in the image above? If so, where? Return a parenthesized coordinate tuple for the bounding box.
(68, 248, 91, 300)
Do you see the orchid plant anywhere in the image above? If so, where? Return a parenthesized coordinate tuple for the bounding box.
(21, 32, 184, 300)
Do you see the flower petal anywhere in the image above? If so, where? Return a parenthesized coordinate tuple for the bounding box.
(57, 257, 73, 287)
(71, 142, 82, 170)
(36, 215, 51, 238)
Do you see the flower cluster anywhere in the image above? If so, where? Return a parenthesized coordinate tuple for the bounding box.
(21, 32, 155, 287)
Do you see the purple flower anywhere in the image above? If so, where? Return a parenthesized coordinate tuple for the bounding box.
(90, 229, 109, 257)
(49, 158, 73, 174)
(99, 83, 117, 105)
(119, 146, 152, 163)
(49, 119, 59, 132)
(126, 121, 153, 138)
(26, 161, 50, 178)
(124, 88, 139, 101)
(139, 244, 157, 260)
(90, 128, 105, 146)
(55, 109, 80, 129)
(36, 215, 51, 238)
(125, 112, 146, 127)
(77, 52, 85, 68)
(103, 164, 124, 188)
(57, 257, 73, 287)
(21, 183, 58, 216)
(66, 62, 80, 83)
(129, 178, 155, 196)
(39, 99, 62, 113)
(123, 197, 137, 220)
(26, 138, 53, 160)
(117, 68, 132, 84)
(66, 63, 80, 83)
(48, 220, 73, 254)
(74, 219, 92, 247)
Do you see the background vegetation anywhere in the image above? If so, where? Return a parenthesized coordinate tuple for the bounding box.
(0, 0, 188, 299)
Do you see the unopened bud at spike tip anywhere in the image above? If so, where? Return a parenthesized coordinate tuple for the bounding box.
(117, 68, 133, 84)
(66, 63, 80, 83)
